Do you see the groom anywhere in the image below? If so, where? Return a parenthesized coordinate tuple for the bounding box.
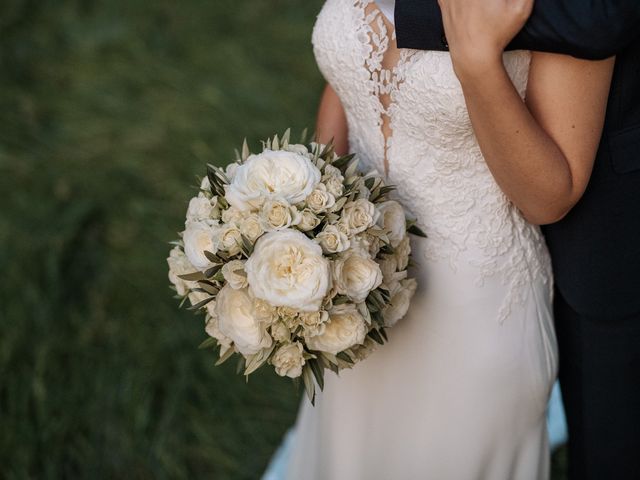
(394, 1, 640, 479)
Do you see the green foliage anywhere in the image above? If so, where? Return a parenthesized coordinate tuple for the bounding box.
(0, 0, 323, 478)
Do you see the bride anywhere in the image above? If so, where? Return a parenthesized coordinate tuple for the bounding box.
(266, 0, 614, 478)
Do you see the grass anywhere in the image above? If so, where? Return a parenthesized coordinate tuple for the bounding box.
(0, 1, 567, 478)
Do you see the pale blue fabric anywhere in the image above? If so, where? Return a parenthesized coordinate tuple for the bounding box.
(262, 381, 568, 479)
(547, 381, 569, 450)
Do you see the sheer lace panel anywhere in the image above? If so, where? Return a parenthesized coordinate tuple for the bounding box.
(355, 0, 416, 177)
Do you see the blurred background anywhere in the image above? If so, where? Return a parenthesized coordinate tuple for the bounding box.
(0, 0, 567, 478)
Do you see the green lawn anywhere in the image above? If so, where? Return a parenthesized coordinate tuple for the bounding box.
(0, 1, 566, 478)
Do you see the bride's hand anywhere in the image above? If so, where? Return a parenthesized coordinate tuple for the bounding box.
(438, 0, 533, 78)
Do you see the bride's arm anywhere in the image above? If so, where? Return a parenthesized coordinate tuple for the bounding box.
(439, 0, 615, 225)
(315, 84, 349, 156)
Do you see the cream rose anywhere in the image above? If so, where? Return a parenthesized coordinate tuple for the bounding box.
(225, 162, 238, 181)
(225, 150, 321, 211)
(305, 304, 367, 354)
(271, 341, 305, 378)
(167, 246, 195, 296)
(239, 213, 264, 242)
(316, 224, 350, 254)
(284, 143, 309, 155)
(394, 234, 411, 271)
(332, 249, 383, 303)
(306, 183, 336, 214)
(253, 298, 278, 325)
(351, 232, 381, 257)
(297, 208, 321, 232)
(300, 310, 329, 337)
(182, 220, 219, 271)
(340, 198, 380, 235)
(218, 224, 243, 256)
(277, 306, 300, 327)
(322, 164, 344, 197)
(260, 197, 301, 231)
(270, 321, 291, 343)
(245, 229, 331, 311)
(378, 255, 407, 291)
(215, 285, 273, 355)
(222, 259, 248, 289)
(186, 195, 218, 224)
(205, 312, 232, 349)
(221, 205, 245, 225)
(375, 200, 406, 247)
(382, 278, 417, 327)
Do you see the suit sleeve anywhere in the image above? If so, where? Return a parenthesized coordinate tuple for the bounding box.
(507, 0, 640, 59)
(395, 0, 640, 59)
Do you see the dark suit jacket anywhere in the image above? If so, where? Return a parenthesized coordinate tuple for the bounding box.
(395, 0, 640, 317)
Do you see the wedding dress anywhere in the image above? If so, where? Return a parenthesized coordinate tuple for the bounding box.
(266, 1, 558, 478)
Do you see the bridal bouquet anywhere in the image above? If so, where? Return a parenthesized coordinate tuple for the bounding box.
(167, 130, 425, 403)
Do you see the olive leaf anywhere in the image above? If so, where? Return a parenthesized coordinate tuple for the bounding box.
(198, 337, 218, 350)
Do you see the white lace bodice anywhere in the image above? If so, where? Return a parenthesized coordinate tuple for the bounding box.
(312, 0, 552, 321)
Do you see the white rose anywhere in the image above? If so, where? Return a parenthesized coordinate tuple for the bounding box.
(253, 298, 278, 325)
(270, 321, 291, 343)
(186, 195, 218, 224)
(340, 198, 379, 235)
(221, 205, 246, 225)
(218, 224, 243, 256)
(379, 255, 398, 282)
(284, 143, 309, 155)
(245, 229, 331, 311)
(376, 201, 406, 247)
(395, 234, 411, 271)
(215, 285, 273, 355)
(167, 246, 195, 296)
(305, 304, 367, 355)
(183, 220, 219, 271)
(224, 150, 321, 210)
(205, 312, 232, 349)
(333, 249, 383, 303)
(239, 213, 264, 242)
(378, 255, 407, 291)
(382, 278, 417, 327)
(277, 306, 300, 327)
(306, 183, 336, 214)
(225, 162, 239, 181)
(260, 197, 301, 231)
(350, 337, 378, 362)
(300, 310, 329, 338)
(351, 232, 381, 257)
(297, 208, 321, 232)
(322, 165, 344, 197)
(222, 259, 248, 289)
(316, 224, 350, 254)
(271, 341, 306, 378)
(323, 164, 342, 177)
(324, 176, 344, 198)
(356, 183, 371, 200)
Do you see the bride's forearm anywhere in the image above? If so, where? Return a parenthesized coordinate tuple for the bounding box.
(316, 84, 349, 156)
(456, 61, 574, 225)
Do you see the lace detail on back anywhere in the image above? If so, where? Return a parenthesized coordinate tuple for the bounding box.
(353, 0, 418, 176)
(312, 0, 552, 322)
